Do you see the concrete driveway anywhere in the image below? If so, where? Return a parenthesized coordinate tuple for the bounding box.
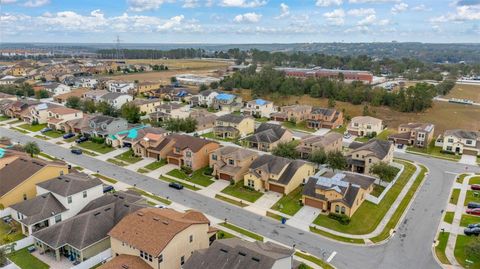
(287, 206, 322, 231)
(459, 154, 477, 165)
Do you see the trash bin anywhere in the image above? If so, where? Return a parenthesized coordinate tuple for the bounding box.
(281, 217, 286, 224)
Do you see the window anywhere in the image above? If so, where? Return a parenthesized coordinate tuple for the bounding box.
(228, 159, 234, 165)
(446, 146, 452, 151)
(186, 151, 191, 157)
(17, 212, 21, 220)
(23, 194, 27, 200)
(466, 140, 472, 145)
(247, 180, 255, 188)
(367, 125, 371, 129)
(55, 215, 62, 223)
(67, 196, 72, 204)
(447, 138, 454, 143)
(211, 154, 217, 160)
(335, 205, 340, 213)
(181, 256, 185, 265)
(189, 235, 193, 243)
(140, 251, 144, 258)
(368, 159, 372, 164)
(83, 191, 87, 198)
(341, 206, 346, 214)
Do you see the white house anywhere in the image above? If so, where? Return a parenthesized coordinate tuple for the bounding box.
(74, 77, 98, 88)
(0, 75, 20, 85)
(191, 90, 219, 107)
(100, 92, 133, 109)
(243, 99, 276, 118)
(438, 129, 480, 156)
(43, 82, 71, 96)
(106, 81, 136, 93)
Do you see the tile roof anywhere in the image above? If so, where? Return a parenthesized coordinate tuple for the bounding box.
(10, 192, 67, 226)
(36, 172, 102, 197)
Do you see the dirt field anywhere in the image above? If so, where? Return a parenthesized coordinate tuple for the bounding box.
(122, 59, 233, 70)
(445, 83, 480, 103)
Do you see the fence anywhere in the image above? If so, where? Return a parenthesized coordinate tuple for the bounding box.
(366, 162, 405, 205)
(1, 236, 34, 254)
(70, 249, 111, 269)
(0, 260, 20, 269)
(0, 208, 11, 219)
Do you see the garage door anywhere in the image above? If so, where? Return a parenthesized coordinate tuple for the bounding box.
(219, 173, 232, 180)
(269, 184, 285, 194)
(168, 158, 180, 166)
(463, 149, 478, 156)
(304, 198, 324, 209)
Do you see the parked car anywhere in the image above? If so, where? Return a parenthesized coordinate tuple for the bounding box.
(103, 185, 115, 193)
(467, 202, 480, 209)
(154, 204, 167, 208)
(464, 227, 480, 236)
(343, 133, 351, 139)
(63, 133, 75, 139)
(168, 182, 184, 190)
(71, 148, 82, 155)
(467, 223, 480, 228)
(471, 184, 480, 191)
(40, 127, 52, 133)
(397, 144, 404, 149)
(466, 208, 480, 216)
(75, 136, 88, 143)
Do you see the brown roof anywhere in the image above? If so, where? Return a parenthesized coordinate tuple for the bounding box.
(108, 208, 210, 257)
(48, 106, 81, 115)
(54, 88, 89, 100)
(98, 255, 151, 269)
(170, 134, 218, 153)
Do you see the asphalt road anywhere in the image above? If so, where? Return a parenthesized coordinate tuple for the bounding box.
(2, 127, 479, 269)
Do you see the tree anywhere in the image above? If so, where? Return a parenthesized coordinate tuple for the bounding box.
(24, 141, 40, 157)
(328, 97, 336, 108)
(369, 162, 398, 184)
(96, 101, 117, 117)
(326, 151, 347, 173)
(66, 96, 81, 109)
(309, 149, 328, 167)
(210, 81, 219, 89)
(35, 89, 49, 99)
(170, 76, 177, 83)
(199, 84, 208, 92)
(163, 117, 197, 133)
(272, 141, 299, 159)
(120, 102, 141, 123)
(81, 99, 96, 113)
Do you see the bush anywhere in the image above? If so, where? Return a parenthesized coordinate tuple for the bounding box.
(181, 165, 193, 175)
(328, 212, 351, 225)
(90, 136, 105, 144)
(230, 179, 235, 186)
(204, 166, 214, 175)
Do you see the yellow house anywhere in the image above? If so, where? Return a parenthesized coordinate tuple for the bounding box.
(136, 82, 162, 94)
(0, 156, 68, 208)
(346, 139, 394, 175)
(131, 99, 162, 114)
(10, 67, 27, 77)
(213, 114, 254, 139)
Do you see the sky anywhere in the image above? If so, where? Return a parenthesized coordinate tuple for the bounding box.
(0, 0, 479, 43)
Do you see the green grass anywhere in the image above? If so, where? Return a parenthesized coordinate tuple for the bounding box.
(469, 176, 480, 185)
(444, 212, 455, 224)
(11, 127, 29, 133)
(137, 168, 150, 174)
(76, 141, 114, 154)
(464, 190, 480, 206)
(282, 120, 313, 133)
(159, 176, 200, 191)
(371, 184, 386, 197)
(309, 226, 365, 244)
(144, 159, 167, 170)
(92, 173, 118, 184)
(254, 117, 270, 123)
(270, 186, 303, 216)
(73, 166, 84, 171)
(376, 129, 397, 140)
(435, 232, 451, 265)
(219, 222, 264, 241)
(43, 130, 63, 138)
(107, 158, 128, 167)
(217, 229, 236, 239)
(0, 220, 25, 244)
(64, 136, 77, 142)
(406, 140, 461, 161)
(38, 152, 58, 160)
(7, 247, 49, 269)
(313, 160, 416, 235)
(215, 194, 248, 207)
(70, 146, 98, 156)
(460, 214, 480, 227)
(167, 169, 189, 180)
(458, 174, 470, 183)
(221, 181, 263, 203)
(266, 211, 287, 221)
(454, 235, 480, 269)
(166, 167, 214, 187)
(114, 150, 143, 164)
(128, 187, 172, 205)
(295, 251, 335, 269)
(450, 189, 461, 205)
(34, 135, 49, 140)
(0, 115, 10, 121)
(18, 123, 47, 132)
(332, 124, 346, 135)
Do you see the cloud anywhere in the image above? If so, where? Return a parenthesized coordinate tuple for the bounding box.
(323, 8, 345, 25)
(357, 14, 376, 25)
(275, 3, 290, 19)
(182, 0, 200, 8)
(391, 2, 408, 14)
(456, 0, 480, 6)
(127, 0, 168, 12)
(0, 0, 17, 4)
(233, 12, 262, 23)
(316, 0, 342, 7)
(412, 4, 431, 11)
(157, 15, 184, 30)
(23, 0, 50, 7)
(220, 0, 267, 8)
(349, 0, 399, 3)
(431, 4, 480, 22)
(347, 8, 375, 16)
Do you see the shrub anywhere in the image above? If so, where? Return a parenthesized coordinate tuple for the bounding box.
(230, 179, 235, 185)
(328, 212, 351, 225)
(204, 166, 214, 175)
(90, 136, 105, 144)
(181, 165, 193, 175)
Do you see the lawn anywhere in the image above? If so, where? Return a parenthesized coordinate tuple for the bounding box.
(354, 136, 370, 142)
(221, 181, 263, 203)
(469, 176, 480, 185)
(76, 141, 115, 154)
(435, 232, 451, 265)
(254, 117, 270, 123)
(167, 169, 189, 180)
(70, 146, 98, 156)
(407, 140, 460, 161)
(217, 229, 236, 239)
(0, 115, 10, 121)
(270, 186, 303, 216)
(371, 184, 386, 197)
(159, 176, 200, 191)
(295, 251, 334, 269)
(215, 194, 248, 207)
(43, 130, 63, 138)
(167, 167, 214, 187)
(454, 235, 480, 269)
(376, 129, 397, 140)
(144, 159, 167, 170)
(331, 125, 346, 135)
(457, 173, 470, 183)
(313, 160, 416, 235)
(137, 168, 149, 173)
(114, 150, 143, 164)
(18, 123, 47, 132)
(0, 220, 25, 245)
(450, 189, 461, 205)
(7, 247, 49, 269)
(107, 158, 128, 167)
(281, 121, 313, 133)
(460, 214, 480, 227)
(219, 222, 264, 241)
(92, 173, 118, 184)
(464, 190, 480, 206)
(309, 226, 365, 244)
(266, 211, 286, 222)
(128, 187, 172, 205)
(444, 212, 455, 224)
(34, 135, 49, 140)
(38, 152, 58, 161)
(11, 127, 29, 133)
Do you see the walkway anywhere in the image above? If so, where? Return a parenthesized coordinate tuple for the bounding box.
(94, 147, 129, 161)
(288, 206, 323, 231)
(197, 179, 230, 198)
(245, 191, 282, 215)
(124, 157, 155, 171)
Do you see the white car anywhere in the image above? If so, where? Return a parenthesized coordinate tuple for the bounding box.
(154, 204, 167, 209)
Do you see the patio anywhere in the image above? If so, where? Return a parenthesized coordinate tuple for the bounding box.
(31, 249, 75, 269)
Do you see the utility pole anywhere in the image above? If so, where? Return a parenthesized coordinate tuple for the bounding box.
(115, 35, 123, 60)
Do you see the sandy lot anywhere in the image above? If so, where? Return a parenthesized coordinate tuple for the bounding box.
(445, 83, 480, 103)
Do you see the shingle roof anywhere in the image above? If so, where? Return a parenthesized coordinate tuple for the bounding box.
(216, 114, 248, 124)
(36, 172, 102, 197)
(98, 254, 151, 269)
(10, 192, 67, 226)
(311, 107, 336, 116)
(248, 155, 292, 175)
(348, 139, 393, 159)
(277, 160, 309, 185)
(444, 129, 480, 140)
(213, 146, 258, 160)
(101, 92, 129, 101)
(245, 123, 288, 144)
(350, 116, 382, 125)
(169, 134, 218, 153)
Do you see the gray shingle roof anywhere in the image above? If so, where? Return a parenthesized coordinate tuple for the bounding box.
(445, 129, 480, 140)
(10, 192, 67, 226)
(245, 123, 288, 144)
(348, 139, 393, 159)
(37, 173, 102, 197)
(216, 114, 247, 124)
(248, 154, 292, 175)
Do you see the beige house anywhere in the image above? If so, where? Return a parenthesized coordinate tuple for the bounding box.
(131, 99, 162, 115)
(136, 81, 162, 94)
(213, 114, 254, 139)
(244, 155, 315, 194)
(270, 105, 312, 122)
(243, 99, 276, 118)
(46, 106, 83, 130)
(296, 133, 343, 159)
(189, 110, 217, 131)
(149, 104, 190, 122)
(245, 123, 293, 152)
(101, 208, 217, 269)
(346, 139, 394, 175)
(209, 146, 258, 182)
(347, 116, 383, 137)
(388, 123, 435, 148)
(437, 129, 480, 156)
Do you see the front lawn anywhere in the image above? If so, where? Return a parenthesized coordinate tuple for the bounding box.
(215, 194, 247, 207)
(144, 159, 167, 170)
(450, 189, 460, 205)
(167, 169, 188, 180)
(43, 130, 63, 138)
(270, 186, 303, 216)
(407, 140, 460, 161)
(331, 125, 346, 135)
(0, 220, 25, 245)
(295, 251, 334, 269)
(92, 173, 118, 184)
(128, 187, 172, 205)
(76, 141, 114, 154)
(375, 129, 397, 140)
(460, 214, 480, 227)
(221, 181, 263, 203)
(454, 235, 480, 269)
(114, 150, 143, 164)
(166, 167, 214, 187)
(444, 212, 455, 224)
(464, 190, 480, 206)
(254, 117, 270, 123)
(219, 222, 264, 241)
(18, 123, 47, 132)
(469, 176, 480, 185)
(435, 232, 451, 265)
(354, 136, 370, 142)
(7, 247, 49, 269)
(159, 176, 200, 191)
(107, 158, 128, 167)
(0, 115, 10, 121)
(281, 121, 313, 133)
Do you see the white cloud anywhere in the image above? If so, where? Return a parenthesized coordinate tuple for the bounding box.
(357, 14, 376, 25)
(391, 2, 408, 14)
(127, 0, 168, 12)
(275, 3, 290, 19)
(0, 0, 17, 4)
(412, 4, 431, 11)
(315, 0, 342, 7)
(323, 8, 345, 25)
(23, 0, 50, 7)
(431, 4, 480, 22)
(182, 0, 199, 8)
(233, 12, 262, 23)
(220, 0, 267, 8)
(347, 8, 375, 16)
(157, 15, 184, 30)
(349, 0, 399, 3)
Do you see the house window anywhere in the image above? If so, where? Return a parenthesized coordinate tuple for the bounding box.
(159, 254, 163, 263)
(55, 215, 62, 223)
(17, 212, 21, 220)
(447, 138, 454, 143)
(186, 151, 191, 157)
(228, 159, 234, 165)
(341, 206, 346, 214)
(212, 154, 217, 160)
(67, 196, 72, 204)
(335, 205, 340, 213)
(446, 146, 452, 151)
(181, 256, 185, 265)
(367, 125, 371, 129)
(140, 251, 144, 258)
(247, 180, 255, 188)
(23, 194, 27, 200)
(368, 159, 372, 164)
(189, 235, 193, 243)
(83, 191, 87, 198)
(466, 140, 472, 145)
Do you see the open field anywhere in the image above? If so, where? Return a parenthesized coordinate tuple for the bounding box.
(445, 83, 480, 103)
(123, 59, 233, 69)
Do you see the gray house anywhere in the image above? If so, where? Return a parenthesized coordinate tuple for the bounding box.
(81, 115, 128, 138)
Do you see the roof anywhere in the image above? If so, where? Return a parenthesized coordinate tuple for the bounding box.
(0, 157, 65, 197)
(108, 208, 210, 257)
(131, 98, 161, 106)
(248, 154, 293, 176)
(10, 192, 67, 226)
(299, 133, 342, 148)
(444, 129, 480, 140)
(200, 90, 218, 97)
(245, 123, 288, 144)
(155, 103, 184, 110)
(170, 134, 218, 153)
(311, 107, 336, 116)
(101, 92, 130, 101)
(184, 238, 294, 269)
(215, 93, 236, 100)
(98, 255, 151, 269)
(398, 122, 435, 133)
(248, 99, 271, 106)
(84, 90, 108, 98)
(47, 106, 81, 115)
(348, 139, 393, 160)
(54, 88, 89, 100)
(350, 116, 382, 125)
(36, 172, 102, 197)
(216, 113, 248, 124)
(212, 146, 258, 160)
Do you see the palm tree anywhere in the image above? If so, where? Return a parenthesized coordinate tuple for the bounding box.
(24, 142, 40, 157)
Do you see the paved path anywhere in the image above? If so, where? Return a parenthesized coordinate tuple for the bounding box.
(94, 147, 129, 161)
(125, 157, 155, 171)
(197, 179, 230, 198)
(146, 164, 177, 179)
(459, 155, 477, 165)
(245, 191, 282, 215)
(288, 206, 323, 231)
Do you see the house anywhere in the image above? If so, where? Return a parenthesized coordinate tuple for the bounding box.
(437, 129, 480, 156)
(189, 110, 217, 131)
(4, 99, 39, 119)
(306, 107, 344, 129)
(0, 156, 68, 208)
(100, 92, 133, 109)
(107, 81, 135, 93)
(131, 99, 162, 114)
(245, 123, 293, 152)
(163, 88, 195, 103)
(346, 139, 394, 174)
(41, 82, 71, 96)
(100, 208, 217, 269)
(32, 191, 146, 263)
(26, 103, 58, 124)
(53, 88, 89, 104)
(270, 105, 312, 122)
(347, 116, 383, 137)
(244, 155, 315, 194)
(81, 115, 129, 138)
(176, 74, 221, 86)
(296, 133, 343, 159)
(0, 92, 17, 101)
(213, 114, 255, 139)
(302, 171, 375, 217)
(209, 146, 258, 182)
(74, 77, 98, 88)
(61, 114, 93, 134)
(212, 93, 242, 112)
(108, 126, 167, 148)
(83, 90, 109, 102)
(243, 99, 276, 118)
(165, 135, 220, 171)
(136, 81, 161, 94)
(0, 75, 22, 85)
(10, 172, 103, 235)
(149, 103, 190, 122)
(388, 123, 435, 148)
(46, 106, 83, 130)
(190, 90, 218, 107)
(184, 238, 295, 269)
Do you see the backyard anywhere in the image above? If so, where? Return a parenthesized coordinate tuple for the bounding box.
(0, 220, 25, 245)
(281, 121, 313, 133)
(7, 247, 49, 269)
(201, 132, 239, 143)
(270, 186, 303, 216)
(221, 181, 264, 203)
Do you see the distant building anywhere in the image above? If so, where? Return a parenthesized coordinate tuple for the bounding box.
(388, 123, 435, 148)
(176, 74, 221, 86)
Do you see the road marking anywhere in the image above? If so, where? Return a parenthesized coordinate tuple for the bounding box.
(327, 251, 337, 262)
(444, 171, 458, 175)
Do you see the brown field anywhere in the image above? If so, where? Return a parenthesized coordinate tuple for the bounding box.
(445, 83, 480, 103)
(237, 89, 480, 134)
(122, 59, 233, 70)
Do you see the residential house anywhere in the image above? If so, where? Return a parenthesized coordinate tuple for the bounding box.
(46, 106, 83, 130)
(136, 81, 161, 94)
(346, 139, 394, 174)
(184, 238, 295, 269)
(270, 105, 312, 122)
(0, 75, 22, 85)
(296, 133, 343, 159)
(302, 171, 375, 217)
(437, 129, 480, 156)
(209, 146, 258, 182)
(212, 93, 242, 112)
(107, 80, 136, 93)
(189, 110, 217, 131)
(27, 103, 56, 124)
(42, 82, 71, 96)
(108, 126, 167, 148)
(213, 114, 255, 139)
(165, 135, 220, 171)
(388, 123, 435, 148)
(306, 107, 344, 129)
(0, 156, 68, 208)
(347, 116, 383, 137)
(74, 77, 98, 88)
(3, 99, 39, 119)
(164, 88, 194, 103)
(61, 114, 93, 134)
(100, 93, 133, 109)
(83, 90, 108, 102)
(100, 208, 217, 269)
(10, 172, 103, 235)
(32, 191, 146, 263)
(53, 88, 89, 105)
(243, 99, 276, 118)
(190, 90, 218, 107)
(244, 155, 315, 194)
(81, 115, 129, 138)
(245, 123, 293, 152)
(149, 103, 190, 122)
(131, 98, 162, 115)
(0, 92, 17, 101)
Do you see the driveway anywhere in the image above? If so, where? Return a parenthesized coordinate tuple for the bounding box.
(287, 206, 322, 231)
(459, 154, 477, 165)
(245, 191, 282, 215)
(197, 179, 230, 198)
